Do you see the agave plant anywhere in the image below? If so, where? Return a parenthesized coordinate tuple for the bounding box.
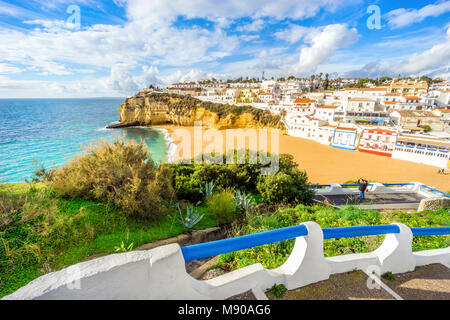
(200, 181, 215, 200)
(235, 190, 255, 212)
(178, 203, 204, 231)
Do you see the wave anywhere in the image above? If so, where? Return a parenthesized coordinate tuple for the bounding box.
(153, 128, 178, 163)
(96, 120, 120, 131)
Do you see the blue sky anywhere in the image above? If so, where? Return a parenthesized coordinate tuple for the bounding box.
(0, 0, 449, 98)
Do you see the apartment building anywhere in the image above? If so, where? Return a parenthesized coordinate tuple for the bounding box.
(389, 79, 428, 95)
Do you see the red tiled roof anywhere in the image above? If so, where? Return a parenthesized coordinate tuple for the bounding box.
(294, 98, 315, 103)
(403, 96, 422, 100)
(317, 105, 338, 109)
(366, 128, 397, 135)
(344, 87, 388, 91)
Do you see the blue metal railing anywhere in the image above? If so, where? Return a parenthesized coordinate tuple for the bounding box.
(322, 225, 400, 239)
(181, 224, 308, 262)
(180, 224, 450, 262)
(411, 227, 450, 237)
(420, 185, 450, 198)
(309, 183, 415, 188)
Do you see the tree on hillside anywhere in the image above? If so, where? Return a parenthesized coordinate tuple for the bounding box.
(419, 76, 433, 86)
(324, 73, 329, 90)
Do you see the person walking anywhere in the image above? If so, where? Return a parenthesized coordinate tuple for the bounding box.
(358, 178, 368, 200)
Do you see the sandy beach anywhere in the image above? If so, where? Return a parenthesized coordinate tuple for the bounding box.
(154, 124, 450, 192)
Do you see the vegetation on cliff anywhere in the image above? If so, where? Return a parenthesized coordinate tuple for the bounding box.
(115, 92, 285, 129)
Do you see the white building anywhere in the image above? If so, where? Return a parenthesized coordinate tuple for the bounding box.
(331, 126, 360, 150)
(430, 82, 450, 91)
(284, 115, 335, 145)
(257, 93, 274, 103)
(347, 97, 376, 113)
(437, 90, 450, 108)
(289, 96, 316, 115)
(392, 134, 450, 168)
(315, 105, 340, 122)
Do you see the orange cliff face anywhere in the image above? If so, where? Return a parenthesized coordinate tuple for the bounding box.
(109, 93, 286, 131)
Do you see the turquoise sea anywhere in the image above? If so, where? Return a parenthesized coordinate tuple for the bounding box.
(0, 98, 171, 183)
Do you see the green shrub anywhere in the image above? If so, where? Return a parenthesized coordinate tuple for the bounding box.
(50, 138, 174, 220)
(207, 190, 237, 225)
(171, 152, 312, 205)
(256, 170, 314, 205)
(382, 272, 395, 281)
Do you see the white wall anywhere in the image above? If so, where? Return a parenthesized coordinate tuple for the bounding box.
(3, 219, 448, 300)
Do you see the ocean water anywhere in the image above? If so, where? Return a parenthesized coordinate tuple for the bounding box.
(0, 98, 171, 183)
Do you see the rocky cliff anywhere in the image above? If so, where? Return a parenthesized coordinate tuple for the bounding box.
(107, 93, 285, 130)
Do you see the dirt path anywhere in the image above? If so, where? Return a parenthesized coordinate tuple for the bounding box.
(154, 125, 450, 192)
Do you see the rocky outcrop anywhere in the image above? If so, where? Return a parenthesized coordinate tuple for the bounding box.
(107, 93, 285, 130)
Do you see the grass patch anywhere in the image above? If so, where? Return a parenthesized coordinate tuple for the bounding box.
(382, 272, 395, 281)
(266, 283, 287, 299)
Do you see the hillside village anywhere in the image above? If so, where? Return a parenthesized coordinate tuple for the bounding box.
(137, 77, 450, 170)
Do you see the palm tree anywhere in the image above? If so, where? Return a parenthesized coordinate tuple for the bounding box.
(310, 75, 315, 92)
(318, 73, 323, 89)
(324, 73, 329, 90)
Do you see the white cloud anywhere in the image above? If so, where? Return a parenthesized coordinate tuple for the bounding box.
(0, 63, 23, 74)
(345, 25, 450, 78)
(0, 0, 349, 97)
(239, 34, 259, 41)
(159, 69, 227, 85)
(385, 1, 450, 29)
(274, 24, 310, 44)
(396, 25, 450, 74)
(236, 19, 264, 32)
(105, 63, 140, 93)
(123, 0, 345, 24)
(294, 24, 359, 74)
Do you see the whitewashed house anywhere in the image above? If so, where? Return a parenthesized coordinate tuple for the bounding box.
(331, 126, 360, 150)
(316, 105, 340, 122)
(347, 97, 376, 113)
